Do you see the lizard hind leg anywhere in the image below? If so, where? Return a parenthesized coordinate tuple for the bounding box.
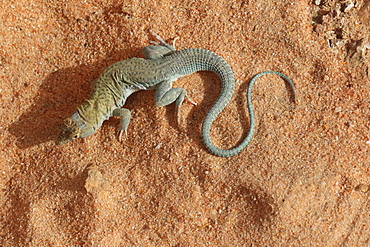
(142, 30, 179, 59)
(154, 80, 194, 126)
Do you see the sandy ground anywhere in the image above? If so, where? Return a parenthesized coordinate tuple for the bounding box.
(1, 0, 370, 246)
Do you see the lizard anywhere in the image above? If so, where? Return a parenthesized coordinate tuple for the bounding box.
(56, 31, 296, 157)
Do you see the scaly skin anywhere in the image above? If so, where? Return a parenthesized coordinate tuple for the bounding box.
(57, 32, 295, 157)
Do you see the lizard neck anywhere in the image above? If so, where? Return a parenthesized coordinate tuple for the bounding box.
(77, 77, 130, 129)
(76, 99, 109, 130)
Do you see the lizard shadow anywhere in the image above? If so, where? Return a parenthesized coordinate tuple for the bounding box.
(8, 49, 139, 149)
(8, 64, 98, 149)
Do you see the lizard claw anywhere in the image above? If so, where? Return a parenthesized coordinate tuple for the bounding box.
(187, 94, 197, 106)
(117, 128, 128, 142)
(172, 37, 180, 50)
(175, 105, 181, 126)
(149, 40, 160, 46)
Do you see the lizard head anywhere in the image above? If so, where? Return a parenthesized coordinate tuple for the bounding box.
(56, 112, 95, 145)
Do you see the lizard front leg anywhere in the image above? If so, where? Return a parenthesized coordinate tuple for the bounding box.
(154, 80, 196, 125)
(113, 108, 131, 141)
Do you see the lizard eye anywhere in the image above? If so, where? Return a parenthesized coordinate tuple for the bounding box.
(64, 119, 73, 126)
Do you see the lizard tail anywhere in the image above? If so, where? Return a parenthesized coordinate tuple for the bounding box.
(202, 70, 296, 157)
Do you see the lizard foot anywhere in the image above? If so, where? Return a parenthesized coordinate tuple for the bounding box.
(175, 94, 196, 126)
(149, 30, 178, 51)
(112, 108, 131, 142)
(148, 35, 178, 48)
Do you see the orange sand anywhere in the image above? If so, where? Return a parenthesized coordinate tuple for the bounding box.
(1, 0, 369, 245)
